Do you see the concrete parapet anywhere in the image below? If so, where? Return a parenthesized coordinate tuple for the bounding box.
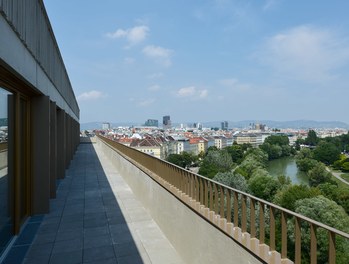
(98, 138, 263, 264)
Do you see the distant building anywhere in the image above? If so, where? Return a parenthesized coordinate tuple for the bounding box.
(130, 138, 164, 159)
(163, 115, 171, 129)
(197, 123, 203, 130)
(233, 133, 263, 147)
(189, 137, 208, 155)
(144, 119, 159, 127)
(221, 121, 228, 131)
(176, 139, 190, 154)
(102, 122, 111, 130)
(214, 136, 227, 149)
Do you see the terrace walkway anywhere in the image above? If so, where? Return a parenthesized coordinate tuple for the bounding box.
(22, 143, 184, 264)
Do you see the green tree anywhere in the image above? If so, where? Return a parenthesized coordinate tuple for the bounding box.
(295, 148, 317, 172)
(244, 148, 268, 165)
(213, 171, 249, 192)
(264, 134, 290, 146)
(296, 147, 313, 159)
(296, 157, 318, 173)
(248, 173, 281, 201)
(225, 145, 244, 163)
(342, 162, 349, 171)
(304, 130, 319, 146)
(274, 184, 321, 211)
(198, 150, 233, 178)
(313, 141, 341, 165)
(307, 163, 332, 187)
(237, 156, 264, 179)
(260, 143, 282, 160)
(289, 196, 349, 264)
(166, 152, 197, 168)
(318, 183, 349, 214)
(295, 138, 305, 150)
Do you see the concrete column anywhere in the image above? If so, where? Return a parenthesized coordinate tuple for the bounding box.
(56, 108, 65, 179)
(31, 95, 50, 214)
(50, 101, 57, 198)
(65, 113, 70, 168)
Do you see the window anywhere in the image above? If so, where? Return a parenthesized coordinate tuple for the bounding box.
(0, 87, 13, 255)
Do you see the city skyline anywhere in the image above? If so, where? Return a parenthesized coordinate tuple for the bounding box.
(44, 0, 349, 124)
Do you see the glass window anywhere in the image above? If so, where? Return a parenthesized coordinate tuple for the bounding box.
(0, 87, 13, 255)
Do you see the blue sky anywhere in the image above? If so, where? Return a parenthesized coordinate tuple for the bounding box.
(44, 0, 349, 124)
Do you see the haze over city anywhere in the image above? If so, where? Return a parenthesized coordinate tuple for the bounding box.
(44, 0, 349, 124)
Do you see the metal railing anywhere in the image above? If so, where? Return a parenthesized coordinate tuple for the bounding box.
(98, 135, 349, 264)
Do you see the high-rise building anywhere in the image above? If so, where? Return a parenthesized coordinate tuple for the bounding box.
(144, 119, 159, 127)
(163, 115, 171, 129)
(221, 121, 228, 130)
(102, 122, 111, 130)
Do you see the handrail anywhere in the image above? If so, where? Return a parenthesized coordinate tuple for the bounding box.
(98, 134, 349, 263)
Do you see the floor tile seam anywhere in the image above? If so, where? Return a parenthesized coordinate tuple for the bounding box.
(92, 145, 128, 260)
(47, 146, 87, 264)
(81, 147, 118, 261)
(92, 146, 162, 262)
(92, 149, 135, 224)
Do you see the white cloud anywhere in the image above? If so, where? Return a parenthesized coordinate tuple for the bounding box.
(106, 25, 149, 45)
(138, 99, 155, 107)
(219, 78, 251, 92)
(257, 25, 349, 82)
(77, 90, 105, 101)
(148, 85, 161, 91)
(175, 86, 208, 99)
(142, 45, 173, 67)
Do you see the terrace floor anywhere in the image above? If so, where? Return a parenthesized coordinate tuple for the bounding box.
(7, 143, 184, 264)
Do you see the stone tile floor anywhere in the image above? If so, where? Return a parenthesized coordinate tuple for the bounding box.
(12, 143, 183, 264)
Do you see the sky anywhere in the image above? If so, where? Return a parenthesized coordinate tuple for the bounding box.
(43, 0, 349, 125)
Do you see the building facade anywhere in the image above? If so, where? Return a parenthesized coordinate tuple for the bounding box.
(163, 115, 171, 130)
(144, 119, 159, 127)
(0, 0, 79, 258)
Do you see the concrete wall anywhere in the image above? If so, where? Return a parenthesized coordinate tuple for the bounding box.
(98, 138, 263, 264)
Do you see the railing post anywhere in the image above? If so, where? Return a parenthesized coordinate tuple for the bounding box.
(281, 211, 287, 260)
(209, 181, 213, 211)
(328, 231, 336, 264)
(270, 206, 276, 251)
(214, 183, 219, 215)
(250, 198, 256, 238)
(195, 175, 199, 202)
(241, 194, 247, 233)
(204, 180, 208, 207)
(310, 223, 317, 264)
(220, 185, 224, 218)
(295, 216, 301, 264)
(234, 192, 239, 227)
(200, 178, 204, 205)
(259, 202, 265, 244)
(227, 189, 231, 223)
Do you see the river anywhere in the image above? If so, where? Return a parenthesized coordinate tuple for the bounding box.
(267, 156, 309, 185)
